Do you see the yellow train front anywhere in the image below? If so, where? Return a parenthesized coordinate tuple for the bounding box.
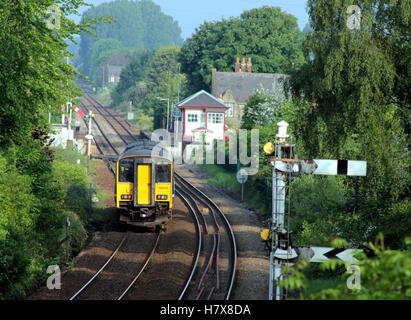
(115, 140, 173, 229)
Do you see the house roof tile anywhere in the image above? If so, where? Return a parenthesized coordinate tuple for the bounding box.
(213, 71, 290, 104)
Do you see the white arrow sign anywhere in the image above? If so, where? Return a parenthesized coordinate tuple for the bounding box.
(299, 247, 360, 264)
(273, 159, 367, 176)
(301, 159, 367, 176)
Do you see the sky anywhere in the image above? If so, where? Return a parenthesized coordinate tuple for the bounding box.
(71, 0, 310, 40)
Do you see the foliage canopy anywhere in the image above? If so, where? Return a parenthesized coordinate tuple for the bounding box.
(179, 6, 305, 92)
(78, 0, 183, 77)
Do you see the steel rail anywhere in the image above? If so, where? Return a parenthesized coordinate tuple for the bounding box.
(78, 102, 116, 174)
(177, 183, 209, 235)
(214, 232, 221, 291)
(69, 232, 129, 300)
(194, 286, 205, 300)
(80, 102, 120, 153)
(175, 179, 222, 298)
(117, 231, 161, 300)
(176, 188, 202, 300)
(206, 287, 215, 300)
(174, 177, 216, 233)
(174, 175, 221, 295)
(174, 172, 237, 300)
(71, 88, 165, 301)
(195, 232, 217, 298)
(81, 96, 129, 146)
(87, 94, 135, 134)
(85, 94, 138, 142)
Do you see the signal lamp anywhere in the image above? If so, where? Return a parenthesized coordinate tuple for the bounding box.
(263, 142, 275, 156)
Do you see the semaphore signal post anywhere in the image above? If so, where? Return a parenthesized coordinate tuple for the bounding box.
(264, 121, 367, 300)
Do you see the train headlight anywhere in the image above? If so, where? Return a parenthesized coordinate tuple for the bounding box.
(156, 195, 168, 200)
(121, 194, 132, 200)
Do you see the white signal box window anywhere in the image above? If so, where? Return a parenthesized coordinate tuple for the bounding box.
(208, 113, 223, 124)
(187, 114, 198, 122)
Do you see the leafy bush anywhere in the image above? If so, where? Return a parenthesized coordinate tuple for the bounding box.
(289, 175, 347, 246)
(0, 153, 38, 298)
(0, 227, 30, 299)
(280, 235, 411, 300)
(0, 144, 91, 299)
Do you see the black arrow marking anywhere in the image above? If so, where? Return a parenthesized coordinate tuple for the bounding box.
(324, 248, 346, 260)
(337, 160, 348, 175)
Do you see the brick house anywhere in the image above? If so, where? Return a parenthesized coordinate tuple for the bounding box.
(211, 57, 290, 129)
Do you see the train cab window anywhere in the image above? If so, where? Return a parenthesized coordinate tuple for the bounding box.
(156, 164, 171, 183)
(119, 159, 134, 182)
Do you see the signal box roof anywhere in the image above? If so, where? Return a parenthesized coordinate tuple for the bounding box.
(177, 90, 228, 110)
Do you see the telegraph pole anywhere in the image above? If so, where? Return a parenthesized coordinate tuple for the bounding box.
(66, 216, 70, 262)
(157, 97, 170, 131)
(85, 110, 93, 158)
(177, 63, 181, 104)
(67, 102, 73, 148)
(167, 99, 170, 131)
(88, 110, 92, 157)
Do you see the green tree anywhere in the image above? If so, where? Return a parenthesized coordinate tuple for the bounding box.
(289, 0, 411, 248)
(0, 0, 101, 299)
(302, 22, 314, 34)
(112, 46, 187, 130)
(0, 0, 97, 146)
(179, 6, 305, 92)
(88, 38, 126, 82)
(144, 46, 187, 128)
(78, 0, 183, 77)
(241, 87, 287, 130)
(111, 49, 156, 106)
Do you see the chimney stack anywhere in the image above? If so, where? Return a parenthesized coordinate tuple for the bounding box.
(235, 56, 252, 72)
(241, 57, 246, 72)
(235, 57, 241, 72)
(246, 57, 252, 73)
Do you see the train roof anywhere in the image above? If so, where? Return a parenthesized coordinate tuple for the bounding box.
(119, 139, 172, 161)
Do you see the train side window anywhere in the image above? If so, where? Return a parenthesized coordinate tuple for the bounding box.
(156, 164, 171, 183)
(119, 159, 134, 182)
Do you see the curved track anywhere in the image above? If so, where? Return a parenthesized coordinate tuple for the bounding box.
(69, 87, 162, 300)
(175, 173, 237, 300)
(73, 88, 237, 300)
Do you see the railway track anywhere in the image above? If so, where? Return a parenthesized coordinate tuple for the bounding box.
(83, 94, 138, 144)
(175, 173, 237, 300)
(78, 93, 136, 173)
(81, 95, 128, 147)
(74, 88, 237, 300)
(78, 102, 118, 173)
(68, 88, 165, 300)
(69, 231, 161, 300)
